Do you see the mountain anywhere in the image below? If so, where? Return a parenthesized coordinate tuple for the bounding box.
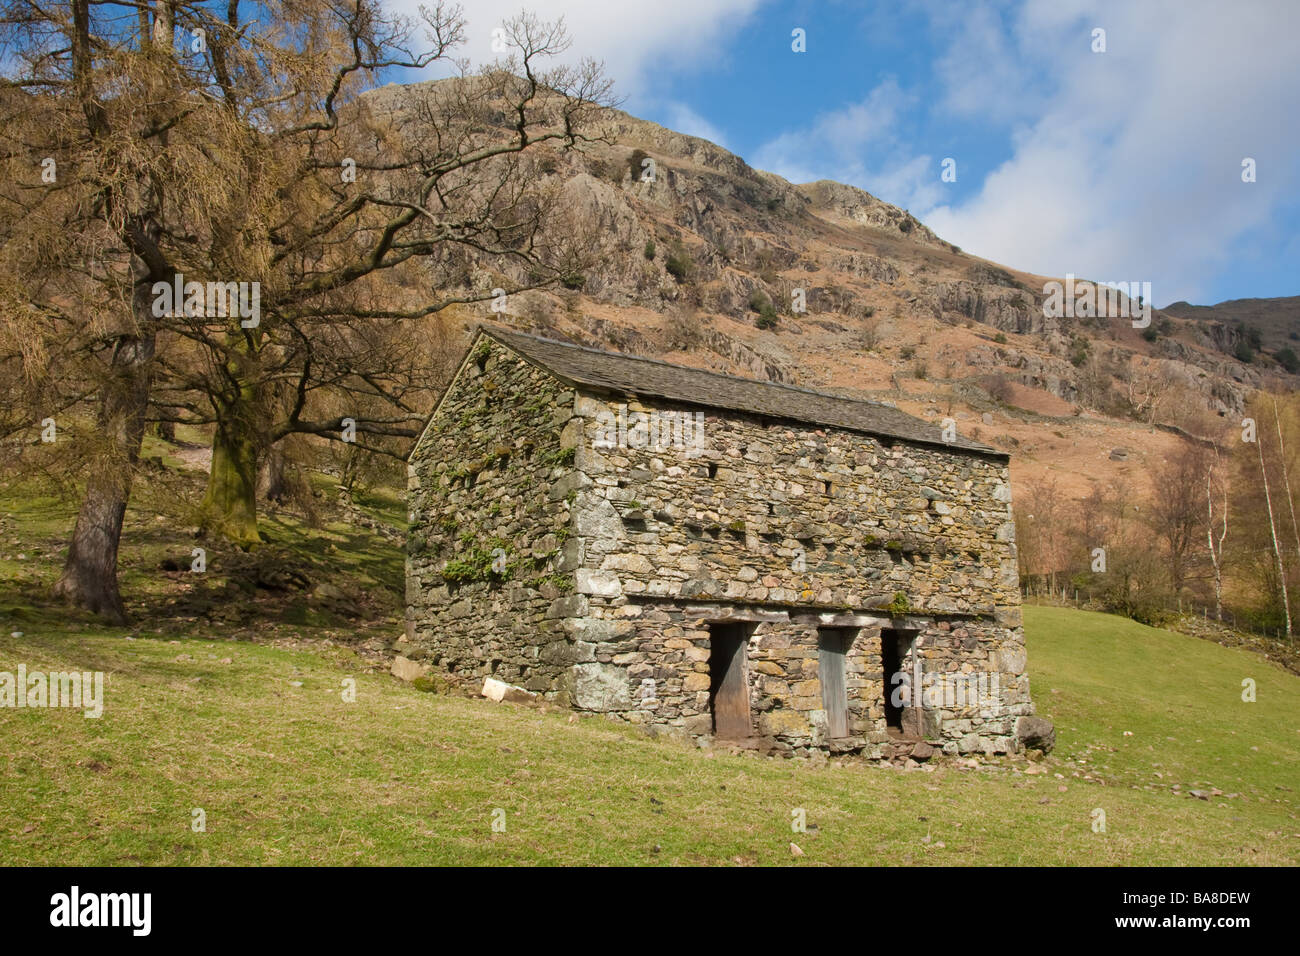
(1163, 296, 1300, 357)
(370, 79, 1297, 499)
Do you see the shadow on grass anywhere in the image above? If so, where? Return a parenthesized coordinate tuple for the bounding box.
(0, 469, 405, 639)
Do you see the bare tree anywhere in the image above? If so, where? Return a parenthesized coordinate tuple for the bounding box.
(1147, 443, 1209, 599)
(1254, 407, 1292, 638)
(0, 1, 613, 619)
(170, 11, 613, 546)
(1270, 394, 1300, 571)
(1016, 476, 1070, 597)
(1205, 444, 1228, 620)
(0, 0, 198, 620)
(1119, 358, 1176, 424)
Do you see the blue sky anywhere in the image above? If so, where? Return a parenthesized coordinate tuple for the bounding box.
(392, 0, 1300, 307)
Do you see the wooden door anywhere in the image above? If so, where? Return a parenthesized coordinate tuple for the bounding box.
(881, 628, 905, 731)
(710, 624, 752, 739)
(819, 628, 852, 738)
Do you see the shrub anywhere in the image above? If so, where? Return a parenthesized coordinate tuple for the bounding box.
(885, 591, 910, 615)
(589, 158, 622, 184)
(412, 675, 449, 694)
(663, 305, 704, 349)
(643, 239, 655, 260)
(627, 148, 651, 183)
(1129, 603, 1178, 629)
(748, 289, 779, 329)
(981, 373, 1015, 404)
(442, 546, 512, 584)
(664, 240, 693, 282)
(994, 332, 1008, 345)
(859, 319, 880, 351)
(1069, 335, 1091, 367)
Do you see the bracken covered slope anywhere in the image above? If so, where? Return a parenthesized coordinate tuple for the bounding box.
(368, 78, 1298, 498)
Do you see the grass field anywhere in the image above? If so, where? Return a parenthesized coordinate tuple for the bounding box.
(2, 605, 1296, 865)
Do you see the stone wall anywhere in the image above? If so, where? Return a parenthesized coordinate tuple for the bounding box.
(557, 390, 1035, 755)
(406, 335, 1038, 757)
(590, 601, 1030, 757)
(405, 336, 585, 693)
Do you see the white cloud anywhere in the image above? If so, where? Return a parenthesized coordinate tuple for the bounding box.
(654, 102, 731, 150)
(380, 0, 1298, 304)
(383, 0, 764, 93)
(751, 79, 943, 213)
(750, 0, 1300, 304)
(925, 0, 1300, 303)
(931, 2, 1048, 124)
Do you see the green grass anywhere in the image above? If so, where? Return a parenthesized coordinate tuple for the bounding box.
(1, 606, 1296, 865)
(0, 458, 404, 635)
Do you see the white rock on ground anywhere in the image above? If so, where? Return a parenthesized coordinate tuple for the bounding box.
(482, 677, 538, 703)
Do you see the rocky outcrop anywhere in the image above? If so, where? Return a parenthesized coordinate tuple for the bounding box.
(831, 253, 899, 284)
(931, 281, 1042, 334)
(366, 75, 1281, 458)
(798, 180, 945, 246)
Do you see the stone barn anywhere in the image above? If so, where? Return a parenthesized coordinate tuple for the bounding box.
(405, 325, 1052, 758)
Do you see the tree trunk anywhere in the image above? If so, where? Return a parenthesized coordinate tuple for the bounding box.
(1257, 427, 1292, 639)
(52, 331, 155, 623)
(200, 326, 265, 547)
(1270, 397, 1300, 570)
(259, 442, 288, 504)
(151, 1, 174, 46)
(53, 475, 131, 623)
(1206, 450, 1227, 622)
(53, 3, 173, 624)
(200, 404, 261, 548)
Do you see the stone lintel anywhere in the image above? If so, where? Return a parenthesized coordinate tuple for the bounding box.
(790, 612, 892, 629)
(681, 604, 790, 624)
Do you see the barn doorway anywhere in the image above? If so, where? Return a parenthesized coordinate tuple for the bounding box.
(880, 628, 915, 733)
(709, 622, 755, 739)
(817, 627, 856, 738)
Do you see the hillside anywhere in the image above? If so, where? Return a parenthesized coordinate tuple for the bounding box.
(365, 78, 1298, 500)
(4, 451, 1296, 865)
(1164, 296, 1300, 354)
(2, 603, 1295, 865)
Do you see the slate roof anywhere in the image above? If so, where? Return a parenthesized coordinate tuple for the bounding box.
(477, 324, 1005, 457)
